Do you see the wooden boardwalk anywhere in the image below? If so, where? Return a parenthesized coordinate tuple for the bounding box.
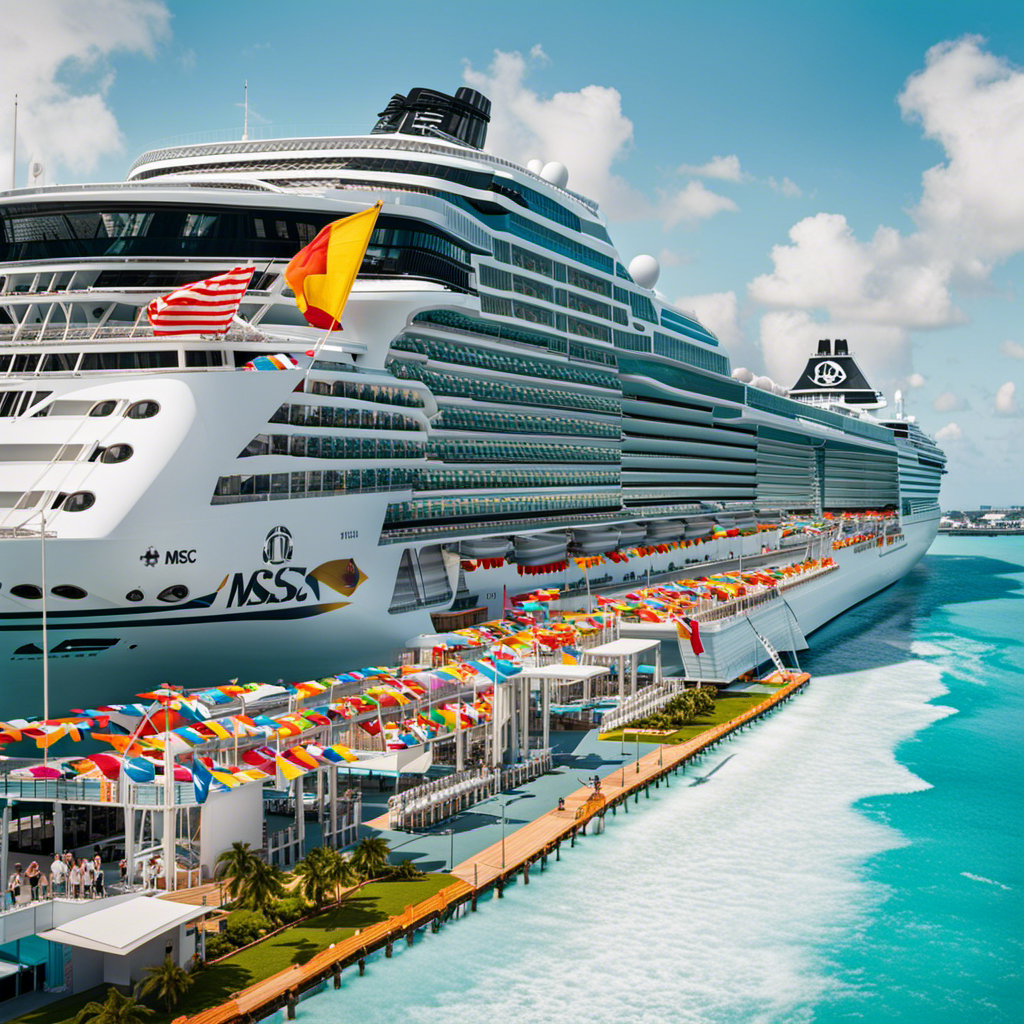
(175, 674, 809, 1024)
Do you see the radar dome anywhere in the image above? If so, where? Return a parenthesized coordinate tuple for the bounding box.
(731, 367, 754, 383)
(753, 376, 774, 391)
(526, 158, 544, 174)
(540, 161, 569, 188)
(628, 254, 660, 290)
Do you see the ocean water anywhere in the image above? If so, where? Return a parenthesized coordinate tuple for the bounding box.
(288, 536, 1023, 1024)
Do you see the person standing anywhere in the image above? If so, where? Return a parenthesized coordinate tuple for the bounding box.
(118, 858, 128, 890)
(81, 858, 95, 898)
(68, 860, 81, 900)
(7, 864, 22, 908)
(25, 861, 40, 902)
(93, 863, 105, 899)
(50, 854, 67, 896)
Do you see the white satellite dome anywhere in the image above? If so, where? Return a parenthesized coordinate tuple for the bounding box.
(526, 158, 544, 174)
(731, 367, 755, 383)
(753, 376, 774, 391)
(540, 161, 569, 188)
(628, 254, 660, 290)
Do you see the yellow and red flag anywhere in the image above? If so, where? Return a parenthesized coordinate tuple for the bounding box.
(284, 201, 382, 330)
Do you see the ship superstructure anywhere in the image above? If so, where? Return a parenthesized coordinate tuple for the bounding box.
(0, 87, 945, 714)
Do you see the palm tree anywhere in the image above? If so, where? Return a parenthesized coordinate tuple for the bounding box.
(333, 853, 361, 901)
(238, 858, 286, 915)
(214, 841, 257, 903)
(134, 955, 193, 1013)
(294, 846, 339, 908)
(350, 837, 391, 880)
(73, 987, 154, 1024)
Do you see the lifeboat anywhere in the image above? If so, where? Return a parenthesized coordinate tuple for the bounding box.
(570, 525, 620, 554)
(644, 518, 684, 543)
(616, 522, 647, 548)
(513, 531, 569, 566)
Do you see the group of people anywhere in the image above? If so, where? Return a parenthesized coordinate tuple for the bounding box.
(6, 851, 110, 907)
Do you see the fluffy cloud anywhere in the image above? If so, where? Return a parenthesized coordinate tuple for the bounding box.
(677, 155, 745, 182)
(908, 373, 926, 387)
(994, 381, 1019, 415)
(463, 50, 738, 227)
(463, 48, 648, 220)
(1001, 339, 1024, 360)
(749, 37, 1024, 386)
(935, 422, 964, 441)
(933, 390, 969, 412)
(757, 310, 907, 388)
(0, 0, 169, 182)
(674, 291, 740, 348)
(662, 181, 739, 227)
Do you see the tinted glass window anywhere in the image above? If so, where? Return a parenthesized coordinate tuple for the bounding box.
(126, 400, 160, 419)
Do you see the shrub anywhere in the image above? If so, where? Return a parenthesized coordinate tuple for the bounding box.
(384, 858, 426, 881)
(224, 909, 272, 947)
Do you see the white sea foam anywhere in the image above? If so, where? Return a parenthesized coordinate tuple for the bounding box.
(961, 872, 1012, 891)
(297, 655, 955, 1024)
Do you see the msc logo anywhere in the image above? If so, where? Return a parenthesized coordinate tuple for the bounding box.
(811, 360, 847, 387)
(263, 526, 294, 566)
(223, 558, 367, 608)
(140, 547, 160, 568)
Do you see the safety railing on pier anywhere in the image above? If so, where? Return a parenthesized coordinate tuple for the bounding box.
(597, 685, 674, 733)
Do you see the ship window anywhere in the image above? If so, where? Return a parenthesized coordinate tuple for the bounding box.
(39, 353, 79, 373)
(10, 584, 42, 600)
(81, 351, 178, 371)
(0, 491, 44, 508)
(90, 401, 118, 417)
(51, 584, 87, 600)
(157, 584, 189, 603)
(101, 444, 133, 464)
(185, 351, 224, 367)
(126, 589, 145, 602)
(62, 491, 95, 512)
(126, 400, 160, 419)
(11, 354, 40, 373)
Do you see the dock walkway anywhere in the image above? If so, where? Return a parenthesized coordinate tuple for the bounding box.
(175, 674, 809, 1024)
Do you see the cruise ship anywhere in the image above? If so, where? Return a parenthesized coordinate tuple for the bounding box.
(0, 86, 944, 715)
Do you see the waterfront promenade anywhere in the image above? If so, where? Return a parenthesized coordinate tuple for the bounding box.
(175, 674, 809, 1024)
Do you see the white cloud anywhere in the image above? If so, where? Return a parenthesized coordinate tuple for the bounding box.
(749, 37, 1024, 387)
(933, 390, 969, 412)
(662, 181, 739, 227)
(657, 247, 690, 267)
(1000, 339, 1024, 360)
(757, 310, 908, 388)
(768, 175, 803, 197)
(935, 422, 964, 441)
(673, 291, 740, 349)
(528, 43, 550, 65)
(908, 373, 926, 387)
(994, 381, 1019, 415)
(463, 48, 648, 220)
(677, 155, 745, 182)
(0, 0, 169, 182)
(178, 47, 196, 72)
(464, 50, 738, 229)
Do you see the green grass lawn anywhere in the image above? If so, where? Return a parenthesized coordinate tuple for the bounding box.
(600, 691, 771, 745)
(9, 874, 454, 1024)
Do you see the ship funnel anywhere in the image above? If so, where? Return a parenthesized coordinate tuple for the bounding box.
(817, 339, 832, 356)
(834, 338, 849, 355)
(372, 86, 491, 149)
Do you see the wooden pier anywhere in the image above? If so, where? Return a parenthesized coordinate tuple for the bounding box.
(175, 673, 809, 1024)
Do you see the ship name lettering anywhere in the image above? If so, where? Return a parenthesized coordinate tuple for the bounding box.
(226, 567, 311, 607)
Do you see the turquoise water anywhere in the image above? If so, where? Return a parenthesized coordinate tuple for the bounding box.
(288, 537, 1023, 1024)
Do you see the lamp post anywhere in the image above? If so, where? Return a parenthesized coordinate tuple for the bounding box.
(40, 507, 49, 762)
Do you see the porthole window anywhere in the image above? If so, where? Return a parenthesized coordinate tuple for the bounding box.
(62, 491, 95, 512)
(51, 584, 87, 600)
(101, 444, 134, 464)
(125, 589, 144, 603)
(126, 400, 160, 420)
(10, 584, 42, 600)
(89, 400, 117, 417)
(157, 584, 189, 603)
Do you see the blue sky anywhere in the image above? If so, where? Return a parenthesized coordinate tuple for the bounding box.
(3, 0, 1023, 507)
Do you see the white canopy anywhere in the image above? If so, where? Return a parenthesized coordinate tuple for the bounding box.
(38, 895, 211, 956)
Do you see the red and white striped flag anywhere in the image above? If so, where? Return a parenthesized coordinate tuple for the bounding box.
(145, 266, 254, 336)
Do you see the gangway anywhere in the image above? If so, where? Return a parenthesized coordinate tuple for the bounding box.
(746, 619, 788, 676)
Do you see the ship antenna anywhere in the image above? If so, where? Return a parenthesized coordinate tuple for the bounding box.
(242, 79, 249, 141)
(10, 93, 17, 190)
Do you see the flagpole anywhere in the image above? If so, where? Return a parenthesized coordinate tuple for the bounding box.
(40, 507, 49, 766)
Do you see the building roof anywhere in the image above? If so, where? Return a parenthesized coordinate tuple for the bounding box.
(586, 638, 662, 657)
(515, 665, 609, 682)
(38, 895, 211, 956)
